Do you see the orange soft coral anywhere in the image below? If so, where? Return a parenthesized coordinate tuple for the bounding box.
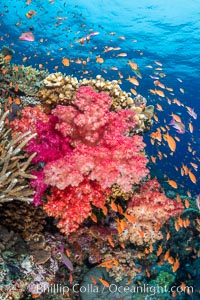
(44, 178, 111, 234)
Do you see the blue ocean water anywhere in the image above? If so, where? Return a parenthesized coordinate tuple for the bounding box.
(0, 0, 199, 195)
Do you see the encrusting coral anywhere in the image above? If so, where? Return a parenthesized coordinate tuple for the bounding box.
(0, 201, 47, 240)
(0, 110, 36, 204)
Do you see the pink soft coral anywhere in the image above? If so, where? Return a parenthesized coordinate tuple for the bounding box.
(119, 179, 184, 245)
(44, 86, 149, 192)
(128, 179, 184, 219)
(26, 116, 72, 164)
(44, 178, 111, 234)
(53, 86, 111, 147)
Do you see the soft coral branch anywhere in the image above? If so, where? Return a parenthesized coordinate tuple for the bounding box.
(44, 178, 111, 234)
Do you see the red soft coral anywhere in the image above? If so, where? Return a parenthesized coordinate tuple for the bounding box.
(10, 106, 49, 136)
(43, 178, 111, 234)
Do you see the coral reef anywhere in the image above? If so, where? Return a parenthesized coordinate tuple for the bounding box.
(37, 73, 154, 133)
(11, 86, 148, 210)
(0, 64, 48, 97)
(119, 179, 184, 245)
(0, 201, 47, 240)
(0, 110, 36, 204)
(0, 225, 71, 300)
(37, 73, 133, 109)
(67, 224, 118, 265)
(0, 47, 48, 113)
(1, 56, 191, 298)
(0, 46, 14, 68)
(149, 271, 175, 289)
(101, 250, 142, 282)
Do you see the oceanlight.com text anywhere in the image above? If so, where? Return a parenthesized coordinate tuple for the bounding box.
(35, 282, 194, 296)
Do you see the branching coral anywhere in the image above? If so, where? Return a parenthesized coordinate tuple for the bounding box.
(119, 179, 184, 245)
(0, 110, 36, 203)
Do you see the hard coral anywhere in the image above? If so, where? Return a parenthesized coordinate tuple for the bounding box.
(0, 201, 47, 239)
(0, 110, 36, 204)
(44, 178, 111, 234)
(119, 179, 184, 245)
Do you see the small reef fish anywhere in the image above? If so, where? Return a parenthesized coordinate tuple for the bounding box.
(163, 133, 176, 151)
(168, 118, 185, 134)
(126, 76, 139, 86)
(61, 252, 73, 271)
(62, 57, 70, 66)
(155, 89, 165, 97)
(19, 32, 35, 42)
(188, 170, 196, 184)
(166, 179, 178, 189)
(98, 278, 110, 287)
(172, 258, 180, 272)
(186, 106, 197, 119)
(196, 194, 200, 210)
(127, 61, 141, 78)
(75, 31, 100, 44)
(26, 10, 36, 18)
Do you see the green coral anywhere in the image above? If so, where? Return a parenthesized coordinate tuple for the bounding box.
(150, 271, 175, 290)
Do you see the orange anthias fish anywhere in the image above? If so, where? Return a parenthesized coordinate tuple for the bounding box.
(62, 57, 70, 66)
(26, 10, 37, 19)
(3, 55, 12, 62)
(117, 52, 127, 57)
(98, 278, 110, 287)
(96, 56, 104, 64)
(156, 245, 163, 256)
(188, 170, 197, 184)
(116, 219, 127, 234)
(172, 258, 180, 272)
(163, 133, 176, 152)
(155, 89, 165, 97)
(126, 76, 139, 86)
(128, 60, 138, 70)
(166, 179, 178, 189)
(154, 80, 165, 89)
